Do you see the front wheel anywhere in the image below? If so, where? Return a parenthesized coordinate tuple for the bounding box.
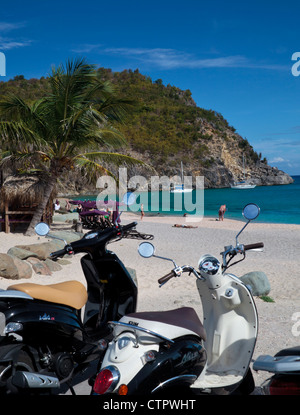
(233, 369, 255, 395)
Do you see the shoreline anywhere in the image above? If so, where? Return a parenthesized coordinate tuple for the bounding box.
(120, 210, 300, 229)
(57, 196, 300, 227)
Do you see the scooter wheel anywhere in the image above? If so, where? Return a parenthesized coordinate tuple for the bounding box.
(0, 350, 35, 395)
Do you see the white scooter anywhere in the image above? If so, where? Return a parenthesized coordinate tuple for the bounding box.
(91, 203, 264, 395)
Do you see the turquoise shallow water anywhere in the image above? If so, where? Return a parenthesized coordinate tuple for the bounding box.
(202, 175, 300, 224)
(72, 175, 300, 225)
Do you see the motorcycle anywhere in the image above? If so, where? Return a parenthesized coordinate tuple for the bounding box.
(0, 207, 138, 394)
(91, 203, 264, 396)
(253, 347, 300, 395)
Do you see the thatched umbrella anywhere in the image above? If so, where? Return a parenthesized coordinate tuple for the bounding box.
(0, 174, 55, 232)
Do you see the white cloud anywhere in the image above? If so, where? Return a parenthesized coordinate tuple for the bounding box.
(0, 37, 32, 50)
(269, 157, 286, 163)
(0, 22, 26, 32)
(72, 43, 103, 54)
(73, 45, 288, 71)
(0, 21, 31, 51)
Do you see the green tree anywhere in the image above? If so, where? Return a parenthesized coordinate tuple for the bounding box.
(0, 58, 144, 235)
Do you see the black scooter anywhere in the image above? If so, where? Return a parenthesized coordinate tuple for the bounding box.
(0, 219, 138, 394)
(253, 347, 300, 395)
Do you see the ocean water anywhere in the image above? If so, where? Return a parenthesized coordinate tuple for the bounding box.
(203, 175, 300, 224)
(73, 176, 300, 225)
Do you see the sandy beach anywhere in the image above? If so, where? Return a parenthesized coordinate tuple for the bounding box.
(0, 211, 299, 394)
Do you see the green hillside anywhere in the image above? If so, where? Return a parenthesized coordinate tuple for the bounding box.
(0, 68, 292, 189)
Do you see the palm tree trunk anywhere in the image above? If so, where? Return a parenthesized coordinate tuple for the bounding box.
(25, 175, 57, 236)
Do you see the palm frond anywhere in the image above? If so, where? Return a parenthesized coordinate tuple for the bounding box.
(73, 156, 118, 184)
(0, 120, 38, 145)
(75, 151, 146, 168)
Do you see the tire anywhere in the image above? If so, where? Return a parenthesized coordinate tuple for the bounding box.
(0, 349, 35, 395)
(232, 369, 255, 395)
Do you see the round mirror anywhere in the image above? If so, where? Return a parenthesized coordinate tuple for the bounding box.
(242, 203, 260, 221)
(122, 192, 136, 206)
(35, 222, 50, 236)
(138, 242, 155, 258)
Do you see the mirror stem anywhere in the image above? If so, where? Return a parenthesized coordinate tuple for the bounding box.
(48, 233, 68, 246)
(235, 220, 250, 245)
(153, 254, 177, 268)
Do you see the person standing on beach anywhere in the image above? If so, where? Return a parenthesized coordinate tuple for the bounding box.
(218, 204, 226, 221)
(54, 199, 60, 211)
(141, 203, 145, 220)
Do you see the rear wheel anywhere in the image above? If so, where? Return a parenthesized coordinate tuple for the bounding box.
(0, 350, 36, 394)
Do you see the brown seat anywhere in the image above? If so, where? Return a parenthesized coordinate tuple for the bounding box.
(8, 281, 88, 310)
(127, 307, 207, 341)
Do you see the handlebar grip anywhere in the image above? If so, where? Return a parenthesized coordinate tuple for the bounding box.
(121, 222, 137, 232)
(50, 248, 67, 258)
(158, 271, 175, 285)
(244, 242, 264, 250)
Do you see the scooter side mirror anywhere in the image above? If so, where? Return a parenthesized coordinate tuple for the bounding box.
(35, 222, 50, 236)
(235, 203, 261, 246)
(138, 242, 155, 258)
(35, 222, 68, 245)
(138, 242, 178, 267)
(122, 192, 136, 206)
(242, 203, 260, 221)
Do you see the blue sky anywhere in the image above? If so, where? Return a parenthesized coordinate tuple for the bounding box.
(1, 0, 300, 175)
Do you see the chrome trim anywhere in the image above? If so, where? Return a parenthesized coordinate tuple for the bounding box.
(13, 371, 60, 389)
(0, 290, 33, 300)
(253, 354, 300, 374)
(4, 322, 23, 334)
(151, 374, 198, 393)
(109, 321, 175, 344)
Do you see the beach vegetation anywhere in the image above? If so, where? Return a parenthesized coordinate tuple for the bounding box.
(259, 295, 275, 303)
(0, 58, 144, 235)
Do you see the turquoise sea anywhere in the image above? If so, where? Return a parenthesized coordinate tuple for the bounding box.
(202, 175, 300, 224)
(74, 175, 300, 225)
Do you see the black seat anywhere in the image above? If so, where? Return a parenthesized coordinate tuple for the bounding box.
(275, 346, 300, 357)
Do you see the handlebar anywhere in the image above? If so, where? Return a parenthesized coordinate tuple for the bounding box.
(120, 222, 138, 233)
(50, 248, 70, 259)
(221, 241, 264, 269)
(49, 221, 137, 259)
(158, 265, 202, 286)
(158, 271, 175, 285)
(157, 240, 265, 285)
(244, 242, 264, 250)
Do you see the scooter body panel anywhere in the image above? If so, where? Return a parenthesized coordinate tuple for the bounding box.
(127, 336, 206, 394)
(101, 331, 206, 394)
(192, 273, 258, 389)
(81, 253, 137, 331)
(0, 298, 83, 343)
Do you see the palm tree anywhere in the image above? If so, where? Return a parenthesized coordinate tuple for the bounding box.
(0, 58, 144, 235)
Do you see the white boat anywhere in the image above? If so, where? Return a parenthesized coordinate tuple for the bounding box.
(172, 184, 193, 193)
(171, 162, 192, 193)
(231, 155, 256, 189)
(231, 182, 256, 189)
